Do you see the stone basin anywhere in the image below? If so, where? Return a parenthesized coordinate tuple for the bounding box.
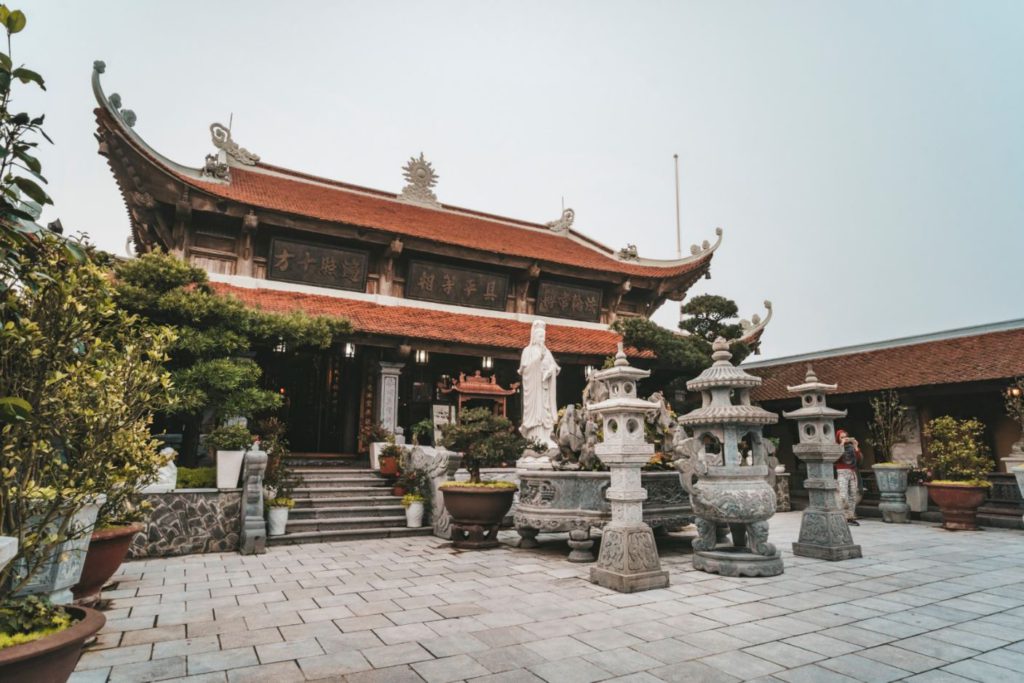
(514, 470, 691, 561)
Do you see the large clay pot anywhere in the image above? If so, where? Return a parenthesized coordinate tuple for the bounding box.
(72, 524, 144, 605)
(872, 464, 911, 523)
(0, 605, 105, 683)
(379, 455, 400, 477)
(440, 485, 517, 549)
(926, 482, 988, 531)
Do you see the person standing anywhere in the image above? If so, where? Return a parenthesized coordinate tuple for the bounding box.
(835, 429, 862, 525)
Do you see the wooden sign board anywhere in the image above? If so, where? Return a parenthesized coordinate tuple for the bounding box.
(268, 237, 368, 291)
(536, 280, 603, 322)
(406, 260, 509, 311)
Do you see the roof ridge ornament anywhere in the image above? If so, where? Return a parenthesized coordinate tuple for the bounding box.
(398, 152, 440, 207)
(617, 243, 639, 261)
(92, 60, 137, 128)
(545, 208, 574, 234)
(210, 122, 260, 166)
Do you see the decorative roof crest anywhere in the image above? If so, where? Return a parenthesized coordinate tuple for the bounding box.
(617, 243, 639, 261)
(210, 123, 260, 166)
(399, 152, 440, 207)
(545, 208, 574, 234)
(105, 89, 136, 129)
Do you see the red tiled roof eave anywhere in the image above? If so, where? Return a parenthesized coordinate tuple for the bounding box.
(747, 327, 1024, 402)
(210, 282, 651, 359)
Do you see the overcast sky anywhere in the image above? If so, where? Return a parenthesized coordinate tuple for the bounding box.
(18, 1, 1024, 360)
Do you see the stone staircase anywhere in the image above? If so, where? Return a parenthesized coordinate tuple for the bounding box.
(267, 466, 432, 545)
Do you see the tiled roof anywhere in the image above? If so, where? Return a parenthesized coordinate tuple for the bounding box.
(210, 282, 641, 358)
(183, 166, 712, 279)
(747, 326, 1024, 402)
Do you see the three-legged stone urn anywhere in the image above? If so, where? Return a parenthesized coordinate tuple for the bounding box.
(675, 338, 783, 577)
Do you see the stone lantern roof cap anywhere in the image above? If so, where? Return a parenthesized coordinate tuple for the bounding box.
(785, 364, 839, 394)
(592, 342, 651, 383)
(687, 337, 763, 391)
(676, 405, 779, 426)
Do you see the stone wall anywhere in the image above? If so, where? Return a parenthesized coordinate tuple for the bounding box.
(129, 490, 241, 559)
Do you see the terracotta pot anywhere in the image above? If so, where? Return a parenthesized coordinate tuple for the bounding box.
(440, 485, 517, 549)
(72, 524, 144, 605)
(392, 484, 407, 497)
(379, 455, 399, 477)
(926, 482, 988, 531)
(0, 605, 105, 683)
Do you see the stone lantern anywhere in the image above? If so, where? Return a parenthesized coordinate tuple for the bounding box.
(783, 366, 862, 560)
(676, 338, 782, 577)
(587, 344, 669, 593)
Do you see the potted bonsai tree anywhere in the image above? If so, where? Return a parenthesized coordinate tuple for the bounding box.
(402, 494, 426, 527)
(868, 390, 912, 523)
(206, 423, 254, 489)
(923, 416, 993, 530)
(439, 408, 532, 549)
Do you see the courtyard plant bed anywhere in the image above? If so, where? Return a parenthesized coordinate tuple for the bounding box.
(439, 409, 531, 549)
(923, 416, 993, 531)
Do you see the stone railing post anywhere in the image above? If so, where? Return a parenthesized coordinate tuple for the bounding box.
(411, 446, 462, 539)
(239, 448, 267, 555)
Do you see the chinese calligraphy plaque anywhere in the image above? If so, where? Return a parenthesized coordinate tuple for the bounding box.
(268, 238, 368, 291)
(407, 260, 509, 311)
(536, 280, 603, 322)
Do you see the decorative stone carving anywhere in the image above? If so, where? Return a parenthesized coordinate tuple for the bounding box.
(783, 366, 863, 560)
(545, 208, 575, 234)
(106, 91, 137, 128)
(676, 338, 784, 577)
(210, 122, 260, 165)
(617, 244, 639, 261)
(239, 449, 268, 555)
(873, 465, 912, 523)
(130, 491, 241, 558)
(377, 362, 404, 435)
(411, 446, 462, 539)
(399, 152, 440, 207)
(775, 472, 791, 512)
(588, 344, 669, 592)
(201, 154, 230, 181)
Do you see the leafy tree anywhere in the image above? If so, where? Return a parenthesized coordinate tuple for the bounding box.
(114, 252, 351, 465)
(680, 294, 744, 342)
(923, 416, 992, 485)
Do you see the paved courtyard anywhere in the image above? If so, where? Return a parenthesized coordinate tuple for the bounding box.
(71, 512, 1024, 683)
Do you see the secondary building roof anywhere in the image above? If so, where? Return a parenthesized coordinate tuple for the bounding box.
(744, 319, 1024, 402)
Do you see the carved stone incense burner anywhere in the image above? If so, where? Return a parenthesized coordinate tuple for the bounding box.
(676, 338, 783, 577)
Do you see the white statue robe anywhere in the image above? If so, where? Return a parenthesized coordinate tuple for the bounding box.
(519, 342, 560, 447)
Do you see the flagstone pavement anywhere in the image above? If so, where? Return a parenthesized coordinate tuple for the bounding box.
(71, 511, 1024, 683)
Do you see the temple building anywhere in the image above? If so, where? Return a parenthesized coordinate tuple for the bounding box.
(92, 62, 726, 457)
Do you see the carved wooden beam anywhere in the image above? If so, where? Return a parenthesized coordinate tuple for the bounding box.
(237, 210, 259, 275)
(378, 237, 404, 296)
(515, 262, 541, 313)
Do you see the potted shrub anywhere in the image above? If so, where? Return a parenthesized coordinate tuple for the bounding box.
(923, 416, 993, 531)
(266, 497, 295, 536)
(378, 441, 404, 478)
(411, 418, 434, 446)
(439, 408, 532, 549)
(866, 391, 913, 523)
(403, 494, 426, 527)
(0, 596, 106, 683)
(206, 424, 254, 489)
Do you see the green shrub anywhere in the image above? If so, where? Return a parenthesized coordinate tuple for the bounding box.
(266, 497, 294, 509)
(0, 596, 72, 650)
(205, 424, 253, 452)
(923, 416, 993, 486)
(176, 467, 217, 489)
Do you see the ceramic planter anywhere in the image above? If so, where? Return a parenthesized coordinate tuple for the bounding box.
(72, 524, 144, 605)
(216, 449, 245, 489)
(906, 485, 929, 513)
(0, 536, 16, 573)
(379, 455, 400, 478)
(0, 605, 105, 683)
(926, 482, 988, 531)
(405, 501, 425, 528)
(872, 464, 911, 523)
(440, 485, 517, 549)
(267, 507, 289, 536)
(11, 495, 106, 604)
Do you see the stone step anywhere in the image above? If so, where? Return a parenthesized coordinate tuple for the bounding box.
(296, 477, 390, 488)
(293, 495, 403, 507)
(267, 526, 432, 545)
(289, 505, 405, 519)
(292, 486, 395, 498)
(285, 515, 408, 532)
(291, 468, 378, 476)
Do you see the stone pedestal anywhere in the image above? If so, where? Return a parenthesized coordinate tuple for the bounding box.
(1001, 438, 1024, 473)
(240, 449, 268, 555)
(873, 464, 911, 524)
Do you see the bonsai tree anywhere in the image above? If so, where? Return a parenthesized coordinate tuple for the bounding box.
(205, 423, 254, 454)
(114, 251, 350, 465)
(867, 390, 910, 464)
(923, 416, 993, 486)
(440, 407, 533, 483)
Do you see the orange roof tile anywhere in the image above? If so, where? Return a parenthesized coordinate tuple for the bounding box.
(211, 281, 642, 358)
(748, 326, 1024, 402)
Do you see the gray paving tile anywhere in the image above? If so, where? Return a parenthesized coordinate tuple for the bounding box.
(817, 653, 912, 682)
(528, 656, 613, 683)
(225, 660, 305, 683)
(412, 653, 491, 682)
(701, 650, 785, 679)
(648, 660, 741, 683)
(943, 659, 1023, 683)
(743, 641, 824, 668)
